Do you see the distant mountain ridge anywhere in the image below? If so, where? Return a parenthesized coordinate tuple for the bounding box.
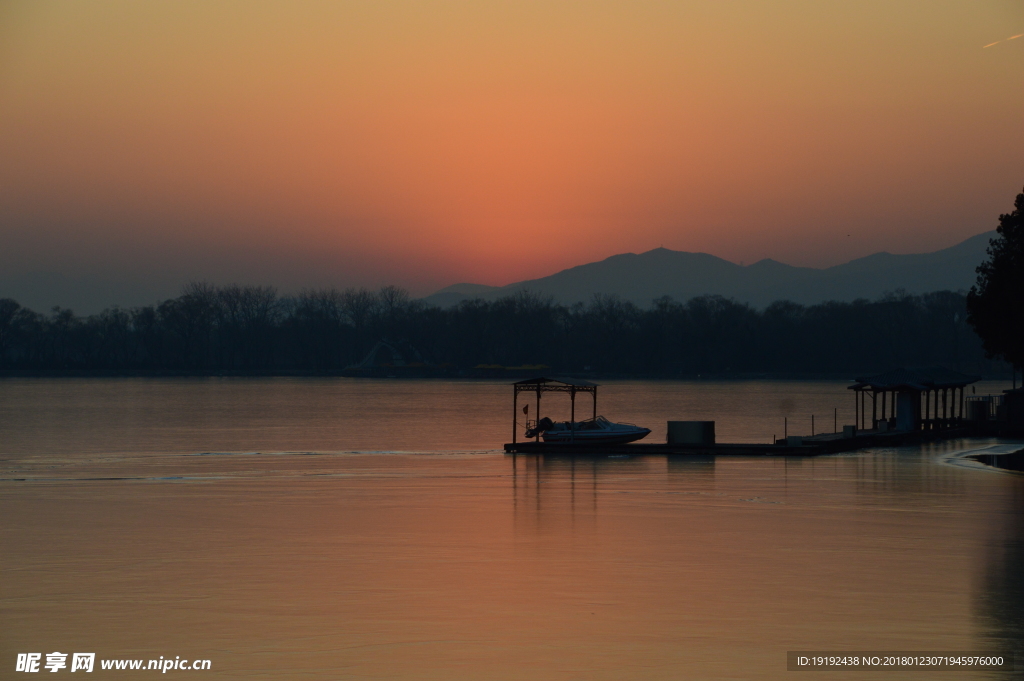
(423, 232, 995, 309)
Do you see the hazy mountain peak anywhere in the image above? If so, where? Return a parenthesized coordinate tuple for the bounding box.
(422, 231, 996, 309)
(745, 258, 795, 269)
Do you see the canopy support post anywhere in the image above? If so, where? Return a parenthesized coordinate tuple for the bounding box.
(536, 387, 541, 442)
(570, 388, 576, 443)
(513, 387, 518, 444)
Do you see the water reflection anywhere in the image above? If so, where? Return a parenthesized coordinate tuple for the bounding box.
(978, 481, 1024, 675)
(4, 379, 1021, 680)
(510, 446, 976, 513)
(509, 455, 713, 540)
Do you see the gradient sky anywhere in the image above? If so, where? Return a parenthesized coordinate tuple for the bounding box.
(1, 0, 1022, 312)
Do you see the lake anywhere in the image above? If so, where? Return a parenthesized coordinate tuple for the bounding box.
(1, 378, 1021, 679)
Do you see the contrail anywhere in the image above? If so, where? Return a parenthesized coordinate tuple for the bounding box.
(984, 32, 1023, 48)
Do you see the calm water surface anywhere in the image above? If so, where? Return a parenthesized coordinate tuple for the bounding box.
(1, 378, 1021, 679)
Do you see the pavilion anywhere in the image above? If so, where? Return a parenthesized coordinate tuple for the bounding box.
(848, 366, 980, 432)
(511, 377, 597, 444)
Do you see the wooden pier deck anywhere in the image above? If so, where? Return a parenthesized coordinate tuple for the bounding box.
(505, 441, 822, 456)
(503, 426, 976, 457)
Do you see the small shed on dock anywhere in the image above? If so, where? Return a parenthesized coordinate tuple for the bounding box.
(849, 366, 980, 432)
(512, 377, 597, 444)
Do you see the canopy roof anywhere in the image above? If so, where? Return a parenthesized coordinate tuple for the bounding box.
(513, 377, 597, 391)
(849, 366, 980, 391)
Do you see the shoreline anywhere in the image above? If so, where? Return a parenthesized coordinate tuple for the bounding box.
(0, 369, 1017, 381)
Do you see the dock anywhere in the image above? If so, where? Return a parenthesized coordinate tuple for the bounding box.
(504, 373, 992, 458)
(504, 426, 975, 457)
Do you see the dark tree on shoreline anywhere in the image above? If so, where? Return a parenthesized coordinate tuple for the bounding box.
(0, 283, 1007, 376)
(967, 187, 1024, 372)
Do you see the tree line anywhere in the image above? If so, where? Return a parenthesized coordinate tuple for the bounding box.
(0, 283, 1007, 377)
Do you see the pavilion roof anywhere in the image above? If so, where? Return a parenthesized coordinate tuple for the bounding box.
(849, 366, 980, 391)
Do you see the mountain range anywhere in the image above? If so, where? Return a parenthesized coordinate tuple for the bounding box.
(423, 231, 995, 309)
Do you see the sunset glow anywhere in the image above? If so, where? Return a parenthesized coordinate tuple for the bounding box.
(1, 1, 1022, 310)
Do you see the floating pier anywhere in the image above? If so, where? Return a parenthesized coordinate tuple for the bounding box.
(504, 426, 975, 456)
(504, 375, 984, 458)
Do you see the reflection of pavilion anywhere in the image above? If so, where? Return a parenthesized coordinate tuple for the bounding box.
(849, 367, 979, 433)
(510, 453, 716, 517)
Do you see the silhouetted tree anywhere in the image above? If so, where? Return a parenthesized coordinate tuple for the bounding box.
(217, 285, 279, 368)
(340, 288, 379, 360)
(47, 307, 79, 368)
(967, 187, 1024, 371)
(0, 298, 20, 367)
(0, 285, 1006, 376)
(292, 288, 348, 371)
(159, 281, 220, 368)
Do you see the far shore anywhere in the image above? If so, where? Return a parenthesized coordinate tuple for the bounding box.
(0, 369, 1017, 382)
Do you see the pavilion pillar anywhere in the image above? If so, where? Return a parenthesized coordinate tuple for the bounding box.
(925, 390, 930, 429)
(921, 387, 929, 430)
(872, 391, 877, 429)
(592, 388, 597, 420)
(854, 390, 859, 430)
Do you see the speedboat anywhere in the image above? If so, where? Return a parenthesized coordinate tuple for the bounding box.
(526, 415, 651, 444)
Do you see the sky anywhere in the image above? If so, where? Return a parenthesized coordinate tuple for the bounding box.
(1, 0, 1022, 313)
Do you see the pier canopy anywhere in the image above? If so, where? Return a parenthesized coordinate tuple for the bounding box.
(848, 366, 980, 432)
(512, 378, 598, 444)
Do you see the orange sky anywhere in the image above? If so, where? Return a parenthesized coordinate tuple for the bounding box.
(1, 1, 1022, 310)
